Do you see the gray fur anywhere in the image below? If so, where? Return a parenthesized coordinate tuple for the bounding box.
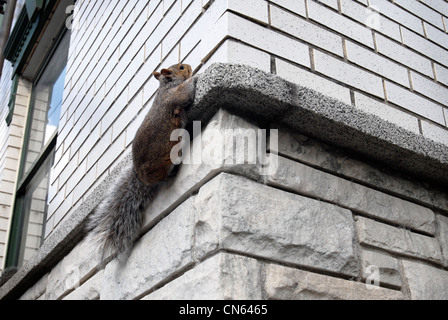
(86, 166, 155, 260)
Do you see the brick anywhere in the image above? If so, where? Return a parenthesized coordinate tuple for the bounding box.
(394, 0, 444, 30)
(1, 168, 17, 184)
(118, 5, 148, 60)
(47, 183, 65, 219)
(368, 0, 424, 35)
(128, 51, 159, 100)
(112, 91, 143, 142)
(145, 1, 181, 57)
(221, 13, 311, 67)
(50, 150, 70, 185)
(210, 40, 271, 73)
(142, 62, 159, 104)
(72, 164, 97, 211)
(346, 40, 409, 87)
(161, 43, 181, 67)
(356, 217, 443, 264)
(268, 156, 436, 234)
(52, 192, 74, 230)
(228, 0, 269, 24)
(163, 0, 176, 14)
(385, 81, 445, 125)
(421, 121, 448, 146)
(0, 205, 11, 219)
(86, 129, 112, 170)
(73, 23, 123, 103)
(107, 48, 145, 105)
(179, 10, 203, 60)
(125, 105, 150, 149)
(401, 28, 448, 68)
(411, 72, 448, 106)
(269, 0, 306, 16)
(375, 34, 433, 78)
(360, 249, 401, 289)
(276, 58, 351, 105)
(314, 50, 384, 98)
(78, 124, 101, 166)
(424, 22, 448, 50)
(0, 216, 8, 231)
(308, 0, 374, 48)
(354, 92, 420, 134)
(70, 121, 93, 160)
(315, 0, 338, 10)
(270, 5, 344, 57)
(265, 263, 403, 300)
(96, 132, 126, 178)
(420, 0, 448, 17)
(401, 260, 448, 299)
(162, 0, 202, 59)
(435, 64, 448, 86)
(340, 0, 401, 42)
(65, 159, 87, 196)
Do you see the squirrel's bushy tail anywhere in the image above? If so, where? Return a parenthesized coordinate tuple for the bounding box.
(87, 166, 155, 260)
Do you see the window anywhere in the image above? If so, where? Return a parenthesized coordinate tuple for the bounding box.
(5, 30, 70, 268)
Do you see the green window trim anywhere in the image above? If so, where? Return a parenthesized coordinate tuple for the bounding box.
(5, 27, 69, 269)
(25, 0, 45, 21)
(5, 74, 19, 126)
(4, 138, 56, 268)
(3, 0, 58, 76)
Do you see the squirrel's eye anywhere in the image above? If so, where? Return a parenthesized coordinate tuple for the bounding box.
(179, 65, 185, 70)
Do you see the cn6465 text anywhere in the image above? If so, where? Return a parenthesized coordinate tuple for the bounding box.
(179, 304, 268, 317)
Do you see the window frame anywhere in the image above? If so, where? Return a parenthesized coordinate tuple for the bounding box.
(5, 27, 69, 268)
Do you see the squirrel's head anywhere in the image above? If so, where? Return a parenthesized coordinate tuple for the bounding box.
(153, 64, 192, 84)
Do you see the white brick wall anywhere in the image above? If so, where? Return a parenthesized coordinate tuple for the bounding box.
(308, 0, 375, 48)
(314, 49, 385, 98)
(0, 0, 27, 271)
(0, 73, 31, 270)
(42, 0, 448, 239)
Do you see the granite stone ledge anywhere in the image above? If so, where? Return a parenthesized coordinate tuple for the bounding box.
(192, 63, 448, 188)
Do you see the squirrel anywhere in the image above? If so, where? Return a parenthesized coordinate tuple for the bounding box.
(86, 63, 197, 261)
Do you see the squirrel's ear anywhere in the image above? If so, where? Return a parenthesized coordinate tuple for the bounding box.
(161, 68, 173, 76)
(153, 71, 161, 80)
